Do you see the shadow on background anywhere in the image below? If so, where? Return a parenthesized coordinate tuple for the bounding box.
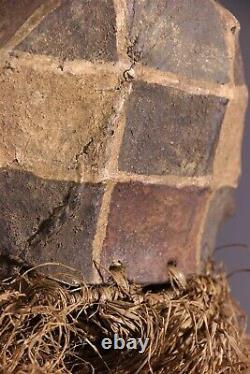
(216, 0, 250, 330)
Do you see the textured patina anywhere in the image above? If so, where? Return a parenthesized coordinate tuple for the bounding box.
(0, 0, 248, 283)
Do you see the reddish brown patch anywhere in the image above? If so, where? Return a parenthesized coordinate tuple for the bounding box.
(101, 182, 210, 283)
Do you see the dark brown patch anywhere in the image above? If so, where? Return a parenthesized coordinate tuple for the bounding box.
(30, 183, 104, 281)
(0, 168, 72, 256)
(0, 0, 44, 47)
(101, 182, 210, 284)
(119, 81, 228, 176)
(127, 0, 230, 83)
(15, 0, 118, 62)
(0, 168, 104, 281)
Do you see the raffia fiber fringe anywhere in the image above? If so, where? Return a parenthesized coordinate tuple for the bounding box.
(0, 260, 249, 374)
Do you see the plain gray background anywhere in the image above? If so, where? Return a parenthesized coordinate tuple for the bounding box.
(216, 0, 250, 329)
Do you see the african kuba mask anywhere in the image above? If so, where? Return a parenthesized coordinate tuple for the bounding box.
(0, 0, 247, 284)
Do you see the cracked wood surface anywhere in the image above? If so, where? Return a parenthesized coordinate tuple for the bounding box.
(0, 0, 248, 283)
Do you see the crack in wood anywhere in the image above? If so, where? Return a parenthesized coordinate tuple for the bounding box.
(27, 183, 84, 248)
